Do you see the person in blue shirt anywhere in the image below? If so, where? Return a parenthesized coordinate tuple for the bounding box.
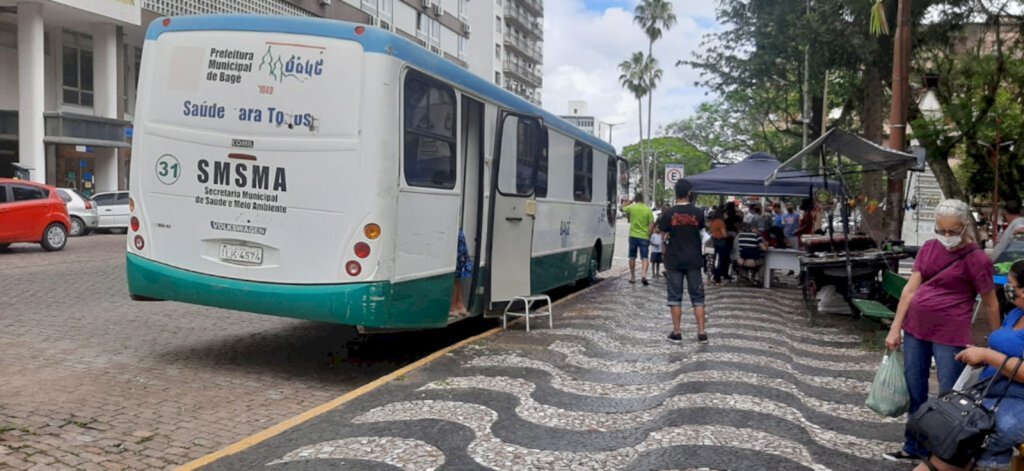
(914, 259, 1024, 470)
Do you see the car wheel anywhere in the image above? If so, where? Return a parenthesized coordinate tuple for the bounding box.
(69, 217, 85, 237)
(41, 223, 68, 251)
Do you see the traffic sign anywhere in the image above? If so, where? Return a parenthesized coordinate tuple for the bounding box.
(664, 164, 685, 189)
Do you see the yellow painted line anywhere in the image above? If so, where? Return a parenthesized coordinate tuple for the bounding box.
(177, 270, 623, 470)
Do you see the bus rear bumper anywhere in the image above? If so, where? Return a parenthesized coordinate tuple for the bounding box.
(125, 253, 449, 328)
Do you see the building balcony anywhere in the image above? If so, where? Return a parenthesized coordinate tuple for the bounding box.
(0, 110, 130, 148)
(503, 60, 543, 87)
(503, 3, 542, 39)
(515, 0, 543, 17)
(503, 33, 543, 63)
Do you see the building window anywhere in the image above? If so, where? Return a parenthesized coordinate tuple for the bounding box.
(62, 31, 94, 107)
(403, 71, 457, 190)
(458, 36, 468, 60)
(361, 0, 378, 15)
(494, 72, 501, 84)
(495, 44, 501, 59)
(380, 0, 393, 21)
(458, 0, 468, 20)
(573, 142, 593, 202)
(496, 16, 501, 33)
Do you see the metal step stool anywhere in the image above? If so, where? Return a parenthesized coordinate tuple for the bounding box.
(502, 295, 553, 332)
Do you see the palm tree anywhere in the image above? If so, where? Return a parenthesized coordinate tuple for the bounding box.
(634, 0, 676, 201)
(619, 52, 652, 199)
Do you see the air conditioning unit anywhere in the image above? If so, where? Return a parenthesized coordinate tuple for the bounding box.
(432, 3, 443, 15)
(430, 45, 441, 55)
(320, 0, 331, 5)
(462, 23, 471, 35)
(420, 0, 430, 7)
(379, 20, 392, 31)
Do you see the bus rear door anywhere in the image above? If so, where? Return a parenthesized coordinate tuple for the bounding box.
(489, 112, 545, 303)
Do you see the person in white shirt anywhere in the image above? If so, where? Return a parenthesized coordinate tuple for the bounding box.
(650, 228, 665, 278)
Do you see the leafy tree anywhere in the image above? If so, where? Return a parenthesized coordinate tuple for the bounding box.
(620, 137, 713, 205)
(911, 15, 1024, 205)
(679, 0, 979, 237)
(634, 0, 676, 200)
(619, 52, 658, 200)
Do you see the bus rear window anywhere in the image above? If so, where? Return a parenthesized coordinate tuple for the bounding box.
(403, 72, 456, 190)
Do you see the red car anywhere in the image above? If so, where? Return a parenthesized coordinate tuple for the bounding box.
(0, 178, 71, 252)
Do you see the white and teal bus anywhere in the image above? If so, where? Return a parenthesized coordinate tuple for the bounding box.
(126, 15, 623, 330)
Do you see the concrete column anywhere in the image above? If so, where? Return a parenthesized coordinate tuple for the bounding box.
(17, 2, 45, 183)
(93, 23, 119, 191)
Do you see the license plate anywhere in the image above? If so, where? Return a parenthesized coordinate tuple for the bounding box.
(219, 244, 263, 265)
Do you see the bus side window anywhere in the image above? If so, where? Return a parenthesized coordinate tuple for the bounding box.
(403, 72, 457, 190)
(573, 142, 593, 202)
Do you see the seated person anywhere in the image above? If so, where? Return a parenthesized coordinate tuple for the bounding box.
(735, 223, 767, 268)
(912, 259, 1024, 471)
(767, 225, 789, 249)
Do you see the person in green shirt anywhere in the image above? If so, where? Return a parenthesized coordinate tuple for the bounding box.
(622, 192, 655, 285)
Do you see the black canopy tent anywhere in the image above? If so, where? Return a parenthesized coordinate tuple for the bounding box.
(767, 128, 919, 183)
(766, 128, 917, 313)
(688, 152, 840, 197)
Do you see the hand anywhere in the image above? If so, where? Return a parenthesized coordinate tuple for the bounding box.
(885, 329, 902, 351)
(955, 346, 993, 367)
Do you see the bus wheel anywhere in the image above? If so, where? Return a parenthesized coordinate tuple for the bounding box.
(130, 294, 162, 301)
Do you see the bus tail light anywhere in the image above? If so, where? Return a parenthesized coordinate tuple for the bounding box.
(134, 235, 145, 250)
(354, 242, 370, 259)
(129, 197, 135, 212)
(364, 223, 381, 240)
(130, 217, 140, 232)
(345, 261, 362, 276)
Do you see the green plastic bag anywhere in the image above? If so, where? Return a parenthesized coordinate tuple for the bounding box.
(865, 351, 910, 417)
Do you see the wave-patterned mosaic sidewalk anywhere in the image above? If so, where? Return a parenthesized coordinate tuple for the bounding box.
(205, 276, 907, 471)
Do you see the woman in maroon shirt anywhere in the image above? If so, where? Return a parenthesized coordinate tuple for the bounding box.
(883, 199, 1002, 462)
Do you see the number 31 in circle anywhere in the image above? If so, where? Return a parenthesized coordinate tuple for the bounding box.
(155, 154, 181, 185)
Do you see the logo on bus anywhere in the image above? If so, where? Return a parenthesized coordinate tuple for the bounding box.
(258, 44, 325, 83)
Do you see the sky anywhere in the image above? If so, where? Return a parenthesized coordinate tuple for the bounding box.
(540, 0, 721, 151)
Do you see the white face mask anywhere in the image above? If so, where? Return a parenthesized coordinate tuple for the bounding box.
(937, 235, 962, 250)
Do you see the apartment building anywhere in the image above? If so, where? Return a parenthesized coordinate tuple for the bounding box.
(560, 101, 611, 142)
(0, 0, 479, 189)
(468, 0, 542, 105)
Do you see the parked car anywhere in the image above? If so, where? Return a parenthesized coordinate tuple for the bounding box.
(91, 191, 130, 233)
(56, 188, 99, 237)
(0, 178, 71, 252)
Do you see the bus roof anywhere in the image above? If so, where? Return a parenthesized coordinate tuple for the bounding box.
(146, 15, 617, 156)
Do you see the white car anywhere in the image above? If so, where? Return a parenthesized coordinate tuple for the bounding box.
(55, 188, 99, 237)
(91, 191, 130, 233)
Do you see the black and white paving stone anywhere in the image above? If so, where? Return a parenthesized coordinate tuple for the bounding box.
(203, 276, 910, 471)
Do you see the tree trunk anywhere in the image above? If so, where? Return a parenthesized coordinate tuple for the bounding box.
(928, 154, 964, 200)
(647, 41, 656, 205)
(860, 64, 887, 242)
(638, 97, 647, 200)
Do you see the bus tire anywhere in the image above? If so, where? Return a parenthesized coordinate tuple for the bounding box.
(130, 293, 162, 302)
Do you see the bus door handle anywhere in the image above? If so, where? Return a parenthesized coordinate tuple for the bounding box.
(505, 216, 523, 222)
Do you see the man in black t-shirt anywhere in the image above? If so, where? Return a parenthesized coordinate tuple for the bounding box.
(657, 178, 708, 343)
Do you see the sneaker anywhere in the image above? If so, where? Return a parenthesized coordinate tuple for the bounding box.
(882, 450, 921, 462)
(667, 332, 683, 343)
(697, 333, 709, 344)
(641, 278, 649, 286)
